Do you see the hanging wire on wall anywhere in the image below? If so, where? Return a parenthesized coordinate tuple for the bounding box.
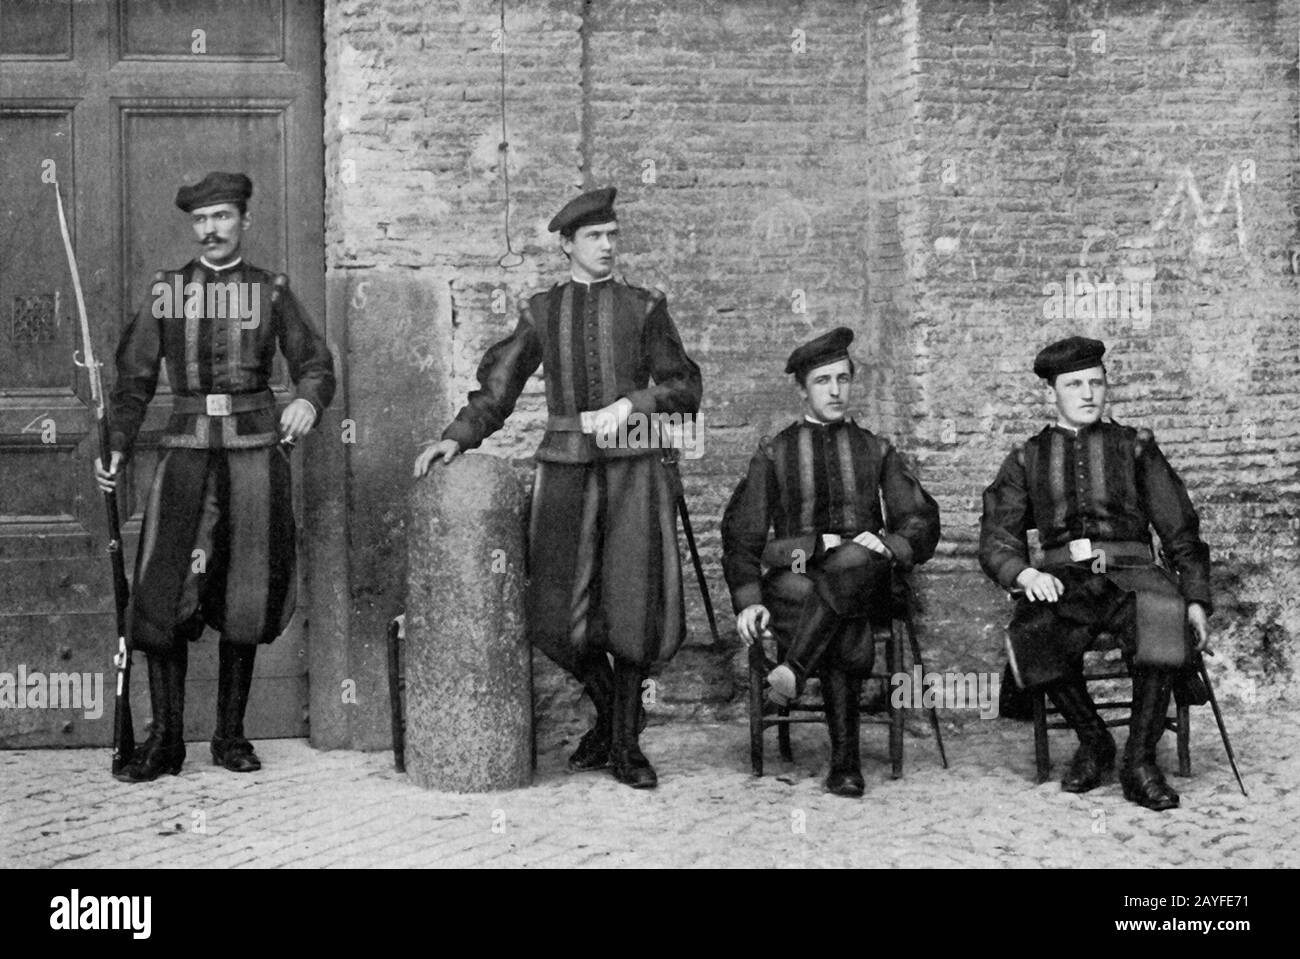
(496, 0, 524, 269)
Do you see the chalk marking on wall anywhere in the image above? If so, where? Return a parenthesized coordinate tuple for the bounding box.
(1143, 163, 1249, 255)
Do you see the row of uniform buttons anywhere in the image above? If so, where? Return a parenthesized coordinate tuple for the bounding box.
(199, 265, 235, 392)
(583, 287, 603, 407)
(1073, 432, 1089, 540)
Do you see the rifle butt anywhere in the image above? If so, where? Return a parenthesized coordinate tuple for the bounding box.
(111, 637, 135, 774)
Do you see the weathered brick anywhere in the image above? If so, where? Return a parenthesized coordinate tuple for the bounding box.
(320, 0, 1299, 747)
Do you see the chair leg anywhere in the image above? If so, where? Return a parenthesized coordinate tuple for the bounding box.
(1033, 691, 1050, 784)
(748, 643, 764, 777)
(906, 612, 948, 769)
(1176, 700, 1191, 777)
(772, 635, 795, 763)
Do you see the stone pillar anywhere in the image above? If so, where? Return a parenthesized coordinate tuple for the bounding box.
(404, 453, 532, 791)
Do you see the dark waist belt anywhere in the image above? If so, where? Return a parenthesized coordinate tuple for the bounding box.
(173, 391, 275, 417)
(1042, 539, 1152, 567)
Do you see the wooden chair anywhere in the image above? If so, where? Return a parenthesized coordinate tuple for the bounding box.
(748, 573, 948, 778)
(1016, 529, 1197, 784)
(1028, 628, 1192, 784)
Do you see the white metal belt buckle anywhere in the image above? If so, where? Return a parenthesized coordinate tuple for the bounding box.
(205, 393, 233, 416)
(1068, 537, 1093, 562)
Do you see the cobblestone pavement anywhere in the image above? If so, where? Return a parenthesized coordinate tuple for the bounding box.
(2, 706, 1294, 869)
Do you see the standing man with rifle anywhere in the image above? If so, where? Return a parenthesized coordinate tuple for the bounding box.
(414, 187, 703, 789)
(95, 172, 335, 782)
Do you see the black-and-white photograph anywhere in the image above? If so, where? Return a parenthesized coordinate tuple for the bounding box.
(0, 0, 1295, 900)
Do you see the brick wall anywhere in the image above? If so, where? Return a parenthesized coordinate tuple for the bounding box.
(322, 0, 1298, 747)
(583, 1, 877, 718)
(322, 0, 585, 747)
(910, 0, 1300, 704)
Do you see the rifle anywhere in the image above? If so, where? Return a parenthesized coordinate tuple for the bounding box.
(52, 180, 135, 774)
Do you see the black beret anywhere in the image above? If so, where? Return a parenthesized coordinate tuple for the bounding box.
(548, 187, 617, 234)
(1033, 336, 1106, 381)
(785, 327, 855, 378)
(175, 172, 253, 213)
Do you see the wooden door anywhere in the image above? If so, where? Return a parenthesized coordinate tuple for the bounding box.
(0, 0, 325, 747)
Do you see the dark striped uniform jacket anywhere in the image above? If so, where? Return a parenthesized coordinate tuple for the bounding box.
(440, 276, 702, 461)
(721, 419, 941, 614)
(109, 259, 335, 456)
(978, 420, 1212, 612)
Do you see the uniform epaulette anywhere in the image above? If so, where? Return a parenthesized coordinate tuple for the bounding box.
(645, 288, 667, 319)
(523, 286, 551, 310)
(618, 279, 665, 316)
(776, 420, 804, 442)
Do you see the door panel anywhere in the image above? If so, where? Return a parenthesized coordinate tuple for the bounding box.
(0, 1, 74, 60)
(0, 109, 79, 391)
(119, 0, 286, 61)
(121, 104, 288, 301)
(0, 0, 323, 748)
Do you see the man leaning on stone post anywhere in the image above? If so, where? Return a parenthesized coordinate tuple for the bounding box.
(721, 328, 940, 797)
(413, 187, 703, 789)
(978, 336, 1212, 811)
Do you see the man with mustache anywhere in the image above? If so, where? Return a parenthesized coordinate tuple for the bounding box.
(979, 336, 1211, 810)
(414, 187, 702, 789)
(95, 171, 335, 782)
(721, 328, 940, 797)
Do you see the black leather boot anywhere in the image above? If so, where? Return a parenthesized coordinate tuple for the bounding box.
(822, 668, 865, 797)
(167, 645, 188, 766)
(998, 663, 1035, 721)
(775, 595, 839, 701)
(114, 648, 186, 783)
(568, 653, 615, 772)
(1121, 668, 1178, 810)
(1048, 680, 1116, 793)
(610, 660, 657, 788)
(212, 641, 261, 772)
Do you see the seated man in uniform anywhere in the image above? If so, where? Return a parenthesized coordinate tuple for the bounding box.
(721, 328, 940, 797)
(979, 336, 1211, 811)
